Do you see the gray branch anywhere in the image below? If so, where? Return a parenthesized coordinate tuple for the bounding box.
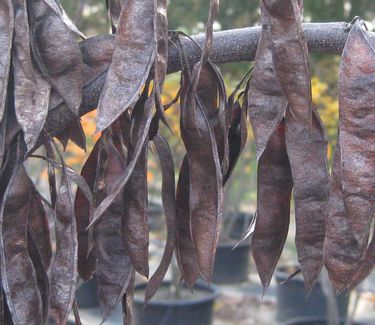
(42, 22, 373, 140)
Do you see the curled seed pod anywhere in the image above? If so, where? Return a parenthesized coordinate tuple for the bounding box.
(145, 133, 176, 302)
(252, 120, 293, 291)
(96, 137, 134, 322)
(323, 140, 362, 294)
(13, 0, 51, 151)
(339, 22, 375, 248)
(197, 62, 229, 174)
(0, 0, 13, 123)
(0, 163, 43, 325)
(75, 141, 100, 281)
(96, 0, 156, 131)
(175, 157, 200, 287)
(28, 0, 83, 115)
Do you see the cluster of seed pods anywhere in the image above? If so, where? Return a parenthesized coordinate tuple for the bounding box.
(0, 0, 374, 324)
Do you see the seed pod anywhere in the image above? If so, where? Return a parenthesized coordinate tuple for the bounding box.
(0, 163, 43, 325)
(247, 2, 287, 160)
(339, 22, 375, 248)
(89, 93, 155, 228)
(175, 157, 200, 287)
(28, 0, 83, 115)
(262, 0, 312, 128)
(27, 184, 52, 270)
(145, 134, 176, 302)
(95, 137, 134, 322)
(28, 228, 50, 324)
(96, 0, 156, 131)
(0, 0, 13, 123)
(121, 87, 151, 277)
(285, 108, 329, 292)
(49, 152, 78, 324)
(75, 141, 100, 281)
(323, 140, 362, 294)
(13, 0, 51, 151)
(180, 72, 223, 281)
(252, 120, 293, 290)
(262, 0, 329, 292)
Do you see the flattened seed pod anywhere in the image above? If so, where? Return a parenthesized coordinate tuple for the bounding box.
(96, 0, 156, 131)
(0, 0, 14, 123)
(324, 140, 362, 294)
(247, 2, 288, 160)
(339, 22, 375, 248)
(285, 108, 329, 292)
(28, 0, 83, 115)
(262, 0, 329, 292)
(96, 140, 134, 322)
(0, 164, 43, 325)
(13, 0, 51, 151)
(252, 120, 293, 290)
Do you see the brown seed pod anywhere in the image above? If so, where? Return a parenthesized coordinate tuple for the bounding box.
(0, 163, 43, 325)
(339, 22, 375, 248)
(323, 140, 362, 294)
(145, 133, 176, 302)
(95, 136, 134, 322)
(252, 120, 293, 291)
(0, 0, 14, 123)
(75, 141, 100, 281)
(28, 0, 83, 115)
(96, 0, 156, 131)
(13, 0, 51, 151)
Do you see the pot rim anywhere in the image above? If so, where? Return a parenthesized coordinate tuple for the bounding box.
(280, 316, 366, 325)
(275, 265, 306, 284)
(133, 281, 221, 307)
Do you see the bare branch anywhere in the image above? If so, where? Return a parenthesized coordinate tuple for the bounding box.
(40, 22, 374, 141)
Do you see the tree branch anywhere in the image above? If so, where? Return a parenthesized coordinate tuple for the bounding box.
(42, 22, 373, 140)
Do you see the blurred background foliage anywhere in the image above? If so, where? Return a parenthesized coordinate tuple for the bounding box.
(59, 0, 374, 213)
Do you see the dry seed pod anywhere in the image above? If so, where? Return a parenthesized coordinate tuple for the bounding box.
(252, 120, 293, 290)
(339, 22, 375, 248)
(145, 134, 176, 302)
(0, 164, 43, 325)
(323, 140, 362, 293)
(13, 0, 51, 151)
(0, 0, 14, 123)
(96, 0, 156, 131)
(262, 0, 329, 292)
(247, 2, 287, 160)
(28, 0, 83, 115)
(95, 138, 134, 322)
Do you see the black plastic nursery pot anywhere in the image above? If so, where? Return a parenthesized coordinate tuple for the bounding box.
(280, 316, 368, 325)
(75, 276, 99, 308)
(133, 281, 220, 325)
(212, 212, 253, 284)
(212, 241, 251, 284)
(275, 267, 350, 323)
